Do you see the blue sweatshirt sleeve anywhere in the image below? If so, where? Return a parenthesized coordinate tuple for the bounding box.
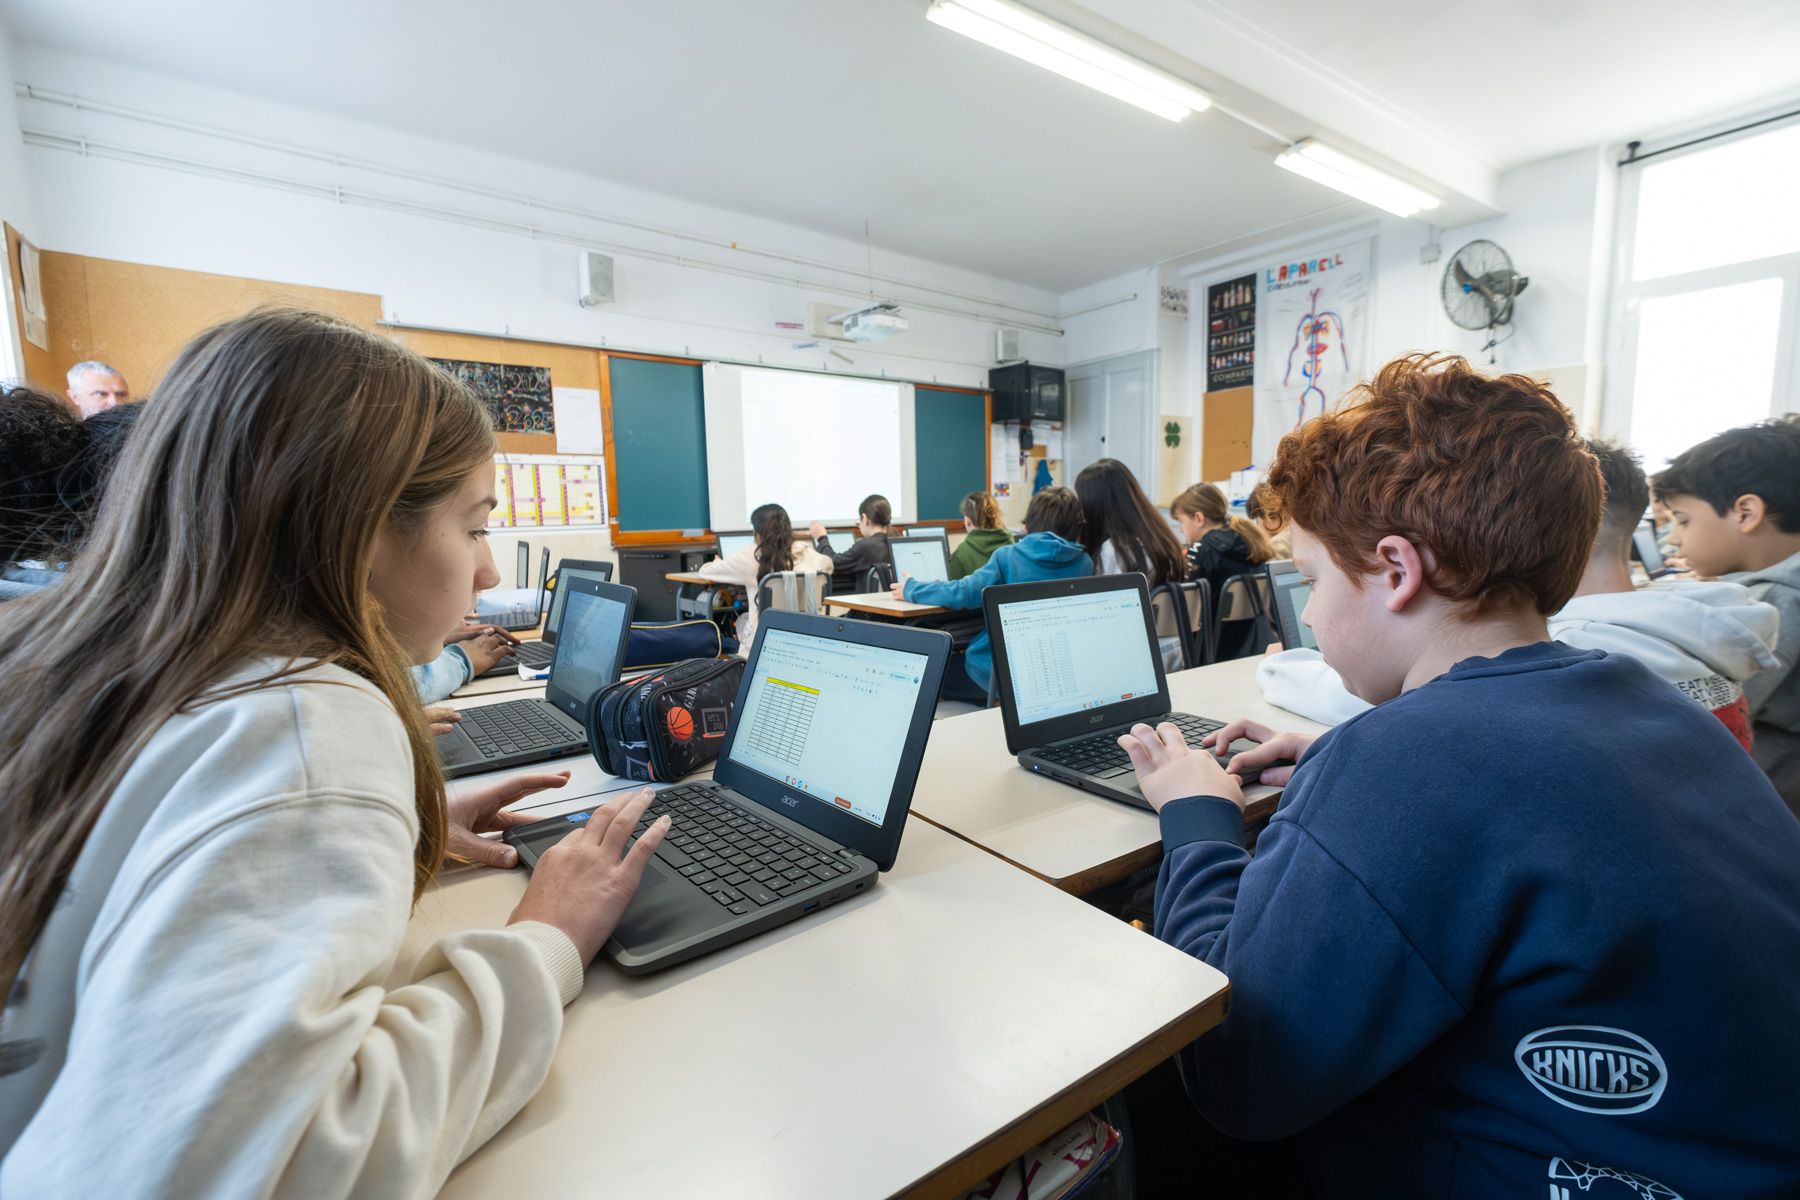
(1155, 800, 1467, 1141)
(903, 548, 1007, 609)
(411, 644, 473, 704)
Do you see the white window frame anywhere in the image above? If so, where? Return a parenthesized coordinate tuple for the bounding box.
(1603, 111, 1800, 449)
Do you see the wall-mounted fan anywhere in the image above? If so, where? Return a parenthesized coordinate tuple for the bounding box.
(1441, 239, 1529, 361)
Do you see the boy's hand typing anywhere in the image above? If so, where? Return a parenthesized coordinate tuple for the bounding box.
(1201, 719, 1315, 788)
(1118, 721, 1245, 812)
(889, 572, 911, 599)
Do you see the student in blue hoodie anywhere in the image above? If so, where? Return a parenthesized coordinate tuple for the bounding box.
(892, 485, 1090, 702)
(1117, 354, 1800, 1198)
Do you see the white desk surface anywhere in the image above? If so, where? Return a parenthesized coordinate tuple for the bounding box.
(822, 591, 948, 617)
(408, 807, 1228, 1199)
(909, 656, 1330, 894)
(453, 668, 550, 698)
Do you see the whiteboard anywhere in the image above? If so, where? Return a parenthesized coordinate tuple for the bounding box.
(703, 363, 916, 529)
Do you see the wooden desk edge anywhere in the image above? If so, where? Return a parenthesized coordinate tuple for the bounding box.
(892, 978, 1231, 1199)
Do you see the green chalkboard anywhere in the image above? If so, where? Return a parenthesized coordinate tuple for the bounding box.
(609, 357, 709, 532)
(914, 387, 988, 520)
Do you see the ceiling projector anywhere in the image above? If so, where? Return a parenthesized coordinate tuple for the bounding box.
(830, 301, 909, 342)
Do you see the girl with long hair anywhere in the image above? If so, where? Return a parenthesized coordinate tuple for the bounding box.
(0, 309, 668, 1194)
(1074, 458, 1187, 585)
(697, 500, 832, 651)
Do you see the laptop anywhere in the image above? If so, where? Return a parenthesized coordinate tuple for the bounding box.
(1264, 559, 1319, 651)
(906, 526, 947, 540)
(716, 531, 756, 559)
(478, 559, 617, 676)
(436, 577, 635, 779)
(503, 609, 951, 974)
(889, 535, 951, 583)
(984, 573, 1264, 810)
(479, 546, 552, 633)
(1631, 518, 1672, 579)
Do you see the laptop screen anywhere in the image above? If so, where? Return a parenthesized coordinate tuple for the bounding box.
(717, 532, 756, 559)
(548, 585, 630, 706)
(1268, 564, 1319, 651)
(890, 538, 948, 583)
(1632, 519, 1665, 574)
(907, 526, 947, 540)
(543, 566, 613, 644)
(726, 627, 929, 829)
(995, 587, 1161, 726)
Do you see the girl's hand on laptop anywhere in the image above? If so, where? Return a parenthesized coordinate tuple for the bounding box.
(1202, 720, 1314, 788)
(510, 787, 673, 965)
(446, 623, 504, 644)
(1118, 722, 1245, 812)
(446, 769, 573, 869)
(425, 705, 462, 736)
(460, 631, 517, 675)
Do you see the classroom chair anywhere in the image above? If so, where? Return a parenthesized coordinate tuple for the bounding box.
(1171, 579, 1215, 668)
(865, 562, 897, 592)
(756, 570, 831, 617)
(1149, 582, 1191, 672)
(1213, 573, 1275, 660)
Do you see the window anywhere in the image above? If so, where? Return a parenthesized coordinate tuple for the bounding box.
(490, 454, 607, 529)
(1610, 115, 1800, 470)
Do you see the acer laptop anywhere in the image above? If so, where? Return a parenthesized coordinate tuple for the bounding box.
(503, 609, 950, 974)
(888, 535, 951, 584)
(477, 558, 616, 676)
(436, 577, 634, 779)
(985, 573, 1265, 810)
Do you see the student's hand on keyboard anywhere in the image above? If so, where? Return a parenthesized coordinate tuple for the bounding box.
(888, 575, 909, 599)
(1118, 722, 1245, 813)
(509, 788, 673, 964)
(425, 705, 462, 736)
(1201, 720, 1314, 788)
(446, 769, 574, 868)
(459, 630, 519, 674)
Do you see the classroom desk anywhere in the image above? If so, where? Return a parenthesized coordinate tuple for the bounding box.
(406, 808, 1230, 1199)
(908, 655, 1331, 895)
(822, 591, 949, 619)
(453, 667, 551, 698)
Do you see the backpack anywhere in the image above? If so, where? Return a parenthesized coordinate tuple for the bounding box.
(586, 656, 745, 782)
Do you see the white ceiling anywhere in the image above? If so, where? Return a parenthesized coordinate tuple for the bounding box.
(5, 0, 1797, 293)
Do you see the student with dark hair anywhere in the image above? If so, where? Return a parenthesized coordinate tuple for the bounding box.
(810, 493, 893, 593)
(57, 402, 142, 550)
(701, 501, 832, 651)
(892, 486, 1090, 701)
(949, 490, 1013, 580)
(1075, 458, 1186, 585)
(1170, 481, 1276, 658)
(1118, 355, 1800, 1197)
(1655, 417, 1800, 809)
(0, 384, 88, 598)
(1261, 438, 1782, 746)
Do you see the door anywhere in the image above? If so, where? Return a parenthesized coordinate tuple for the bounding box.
(1064, 351, 1158, 491)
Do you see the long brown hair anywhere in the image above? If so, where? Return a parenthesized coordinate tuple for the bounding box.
(960, 490, 1003, 529)
(751, 502, 797, 577)
(0, 308, 495, 998)
(1074, 458, 1186, 584)
(1172, 482, 1275, 564)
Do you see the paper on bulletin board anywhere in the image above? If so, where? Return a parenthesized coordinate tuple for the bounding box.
(1037, 423, 1064, 461)
(552, 387, 604, 454)
(17, 237, 46, 350)
(991, 422, 1025, 485)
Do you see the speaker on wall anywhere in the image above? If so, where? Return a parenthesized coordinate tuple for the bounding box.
(578, 251, 615, 307)
(995, 328, 1022, 364)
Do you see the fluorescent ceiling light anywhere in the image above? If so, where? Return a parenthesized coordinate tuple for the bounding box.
(926, 0, 1212, 123)
(1274, 138, 1441, 218)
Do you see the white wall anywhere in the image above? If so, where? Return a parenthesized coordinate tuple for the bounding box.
(11, 47, 1065, 388)
(0, 22, 32, 235)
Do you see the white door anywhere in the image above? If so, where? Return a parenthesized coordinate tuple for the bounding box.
(1064, 351, 1158, 490)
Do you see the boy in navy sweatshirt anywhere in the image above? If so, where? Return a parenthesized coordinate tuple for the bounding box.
(1118, 354, 1800, 1199)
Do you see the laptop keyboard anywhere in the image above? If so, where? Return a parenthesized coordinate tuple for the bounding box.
(506, 640, 555, 670)
(1036, 713, 1225, 778)
(630, 784, 856, 917)
(461, 701, 578, 759)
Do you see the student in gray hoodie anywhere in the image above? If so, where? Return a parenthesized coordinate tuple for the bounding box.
(1262, 440, 1781, 753)
(1656, 418, 1800, 813)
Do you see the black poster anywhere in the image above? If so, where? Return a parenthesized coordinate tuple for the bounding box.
(1206, 274, 1256, 391)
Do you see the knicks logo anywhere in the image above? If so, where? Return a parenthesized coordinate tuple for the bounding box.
(1515, 1026, 1666, 1114)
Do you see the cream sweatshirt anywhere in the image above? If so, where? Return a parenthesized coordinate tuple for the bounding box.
(0, 659, 584, 1199)
(697, 539, 833, 651)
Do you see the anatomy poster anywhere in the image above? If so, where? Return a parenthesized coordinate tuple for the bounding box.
(1251, 239, 1371, 469)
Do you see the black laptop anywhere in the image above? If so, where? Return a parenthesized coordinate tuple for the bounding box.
(1264, 559, 1319, 651)
(504, 609, 951, 974)
(888, 534, 952, 583)
(1631, 518, 1673, 579)
(478, 558, 616, 676)
(437, 577, 634, 779)
(985, 573, 1260, 810)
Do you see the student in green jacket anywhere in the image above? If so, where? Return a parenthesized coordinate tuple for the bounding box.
(948, 490, 1015, 580)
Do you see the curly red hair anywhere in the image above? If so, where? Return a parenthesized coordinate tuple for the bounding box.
(1255, 353, 1601, 617)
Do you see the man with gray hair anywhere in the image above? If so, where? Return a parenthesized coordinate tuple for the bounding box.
(65, 361, 130, 417)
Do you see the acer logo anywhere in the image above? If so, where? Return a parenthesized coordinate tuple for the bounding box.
(780, 796, 800, 808)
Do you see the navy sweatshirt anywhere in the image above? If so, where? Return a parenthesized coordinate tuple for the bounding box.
(1156, 642, 1800, 1199)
